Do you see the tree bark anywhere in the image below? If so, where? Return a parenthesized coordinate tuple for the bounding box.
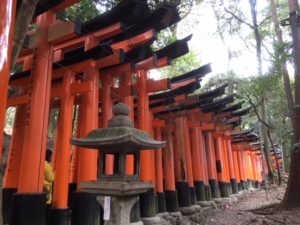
(281, 0, 300, 209)
(270, 0, 295, 124)
(248, 0, 275, 178)
(10, 0, 38, 70)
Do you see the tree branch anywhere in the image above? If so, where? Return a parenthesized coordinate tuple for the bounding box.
(259, 15, 272, 27)
(222, 6, 255, 29)
(244, 93, 273, 129)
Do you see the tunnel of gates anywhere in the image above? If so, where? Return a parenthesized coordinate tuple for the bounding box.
(0, 0, 272, 225)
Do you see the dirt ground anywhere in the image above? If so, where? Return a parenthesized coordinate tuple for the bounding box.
(197, 185, 300, 225)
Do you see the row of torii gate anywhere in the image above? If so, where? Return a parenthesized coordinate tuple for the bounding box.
(0, 0, 266, 225)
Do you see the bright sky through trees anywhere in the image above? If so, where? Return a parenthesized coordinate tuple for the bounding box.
(180, 1, 269, 80)
(150, 0, 270, 80)
(184, 1, 268, 76)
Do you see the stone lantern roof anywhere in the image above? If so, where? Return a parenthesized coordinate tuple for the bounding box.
(71, 103, 166, 151)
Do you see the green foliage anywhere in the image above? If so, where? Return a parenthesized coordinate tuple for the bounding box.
(65, 0, 100, 22)
(158, 50, 201, 78)
(5, 107, 16, 133)
(202, 70, 293, 150)
(48, 109, 59, 139)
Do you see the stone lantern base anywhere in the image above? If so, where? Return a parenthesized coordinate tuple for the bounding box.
(80, 181, 153, 225)
(97, 195, 139, 225)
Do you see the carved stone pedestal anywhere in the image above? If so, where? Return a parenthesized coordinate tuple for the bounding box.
(80, 181, 153, 225)
(97, 195, 139, 225)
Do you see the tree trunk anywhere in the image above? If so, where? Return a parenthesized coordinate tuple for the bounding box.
(11, 0, 38, 70)
(281, 0, 300, 209)
(248, 0, 275, 178)
(270, 0, 295, 123)
(260, 99, 276, 178)
(282, 141, 290, 173)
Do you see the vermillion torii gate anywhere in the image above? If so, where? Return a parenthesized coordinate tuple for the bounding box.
(1, 1, 266, 225)
(3, 1, 182, 224)
(149, 81, 264, 209)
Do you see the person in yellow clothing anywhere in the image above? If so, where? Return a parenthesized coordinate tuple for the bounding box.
(44, 149, 55, 205)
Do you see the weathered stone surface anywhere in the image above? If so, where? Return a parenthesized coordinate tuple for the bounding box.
(179, 206, 196, 215)
(157, 212, 169, 217)
(191, 205, 201, 212)
(113, 102, 131, 116)
(71, 103, 166, 150)
(197, 201, 211, 207)
(142, 216, 162, 225)
(81, 180, 153, 196)
(97, 195, 138, 225)
(130, 221, 144, 225)
(214, 197, 239, 206)
(169, 212, 182, 217)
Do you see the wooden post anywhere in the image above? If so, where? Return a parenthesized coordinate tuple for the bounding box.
(3, 56, 31, 224)
(214, 134, 229, 197)
(3, 104, 26, 224)
(72, 36, 100, 225)
(204, 132, 220, 198)
(237, 144, 247, 190)
(11, 12, 55, 225)
(222, 137, 231, 194)
(163, 126, 179, 212)
(199, 131, 211, 200)
(154, 127, 166, 213)
(190, 127, 206, 201)
(245, 150, 254, 188)
(137, 69, 156, 218)
(101, 74, 114, 175)
(0, 0, 16, 161)
(182, 117, 196, 205)
(173, 117, 191, 207)
(250, 152, 258, 188)
(51, 71, 75, 224)
(225, 139, 238, 193)
(232, 149, 241, 191)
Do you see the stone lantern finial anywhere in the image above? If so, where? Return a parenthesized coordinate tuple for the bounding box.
(108, 103, 134, 128)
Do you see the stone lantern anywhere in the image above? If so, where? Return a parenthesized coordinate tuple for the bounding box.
(71, 103, 166, 225)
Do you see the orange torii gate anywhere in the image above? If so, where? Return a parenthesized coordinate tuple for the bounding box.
(2, 1, 185, 225)
(230, 130, 263, 190)
(1, 1, 267, 225)
(148, 79, 264, 209)
(150, 85, 237, 206)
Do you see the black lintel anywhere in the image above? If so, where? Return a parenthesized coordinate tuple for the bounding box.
(125, 44, 155, 64)
(196, 83, 228, 101)
(82, 0, 150, 34)
(169, 63, 211, 84)
(156, 35, 192, 60)
(200, 93, 236, 113)
(222, 101, 244, 113)
(149, 98, 175, 108)
(232, 106, 252, 117)
(149, 79, 200, 101)
(31, 0, 63, 17)
(154, 95, 214, 115)
(201, 102, 227, 113)
(231, 136, 258, 143)
(10, 46, 117, 81)
(105, 3, 180, 44)
(230, 129, 253, 137)
(224, 118, 242, 126)
(53, 45, 114, 69)
(9, 70, 31, 81)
